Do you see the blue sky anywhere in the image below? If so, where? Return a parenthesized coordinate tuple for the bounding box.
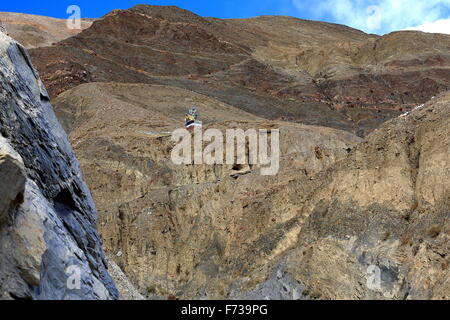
(1, 0, 450, 34)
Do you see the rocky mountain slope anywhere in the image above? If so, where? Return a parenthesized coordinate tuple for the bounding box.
(0, 12, 93, 49)
(0, 30, 117, 299)
(51, 81, 361, 299)
(29, 5, 450, 136)
(1, 5, 448, 300)
(51, 77, 449, 299)
(265, 93, 449, 300)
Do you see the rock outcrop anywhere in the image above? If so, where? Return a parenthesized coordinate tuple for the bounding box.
(107, 257, 144, 300)
(280, 94, 449, 299)
(0, 32, 117, 299)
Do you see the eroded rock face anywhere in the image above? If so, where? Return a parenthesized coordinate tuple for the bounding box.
(0, 32, 118, 299)
(49, 81, 361, 299)
(265, 94, 449, 300)
(95, 122, 360, 299)
(49, 73, 448, 299)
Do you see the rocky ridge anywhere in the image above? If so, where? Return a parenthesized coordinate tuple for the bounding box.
(29, 5, 450, 136)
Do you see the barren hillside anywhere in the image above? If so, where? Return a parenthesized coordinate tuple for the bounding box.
(52, 79, 449, 299)
(29, 5, 450, 136)
(0, 12, 93, 48)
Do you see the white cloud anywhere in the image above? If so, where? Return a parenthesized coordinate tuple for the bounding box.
(404, 18, 450, 34)
(291, 0, 450, 34)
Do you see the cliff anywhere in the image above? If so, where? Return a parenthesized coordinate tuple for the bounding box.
(0, 31, 118, 299)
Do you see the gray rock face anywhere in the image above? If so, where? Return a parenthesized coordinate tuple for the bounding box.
(0, 153, 25, 223)
(0, 32, 118, 299)
(230, 262, 307, 300)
